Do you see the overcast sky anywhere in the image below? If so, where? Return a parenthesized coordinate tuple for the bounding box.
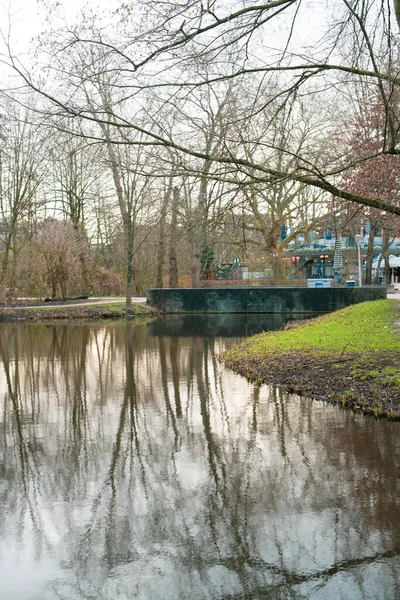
(0, 0, 333, 102)
(0, 0, 329, 59)
(0, 0, 112, 56)
(0, 0, 111, 84)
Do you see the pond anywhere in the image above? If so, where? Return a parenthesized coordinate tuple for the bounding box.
(0, 317, 399, 600)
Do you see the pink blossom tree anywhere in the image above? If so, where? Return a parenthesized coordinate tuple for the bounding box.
(338, 96, 400, 283)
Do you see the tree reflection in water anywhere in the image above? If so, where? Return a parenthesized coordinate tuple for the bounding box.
(0, 321, 400, 600)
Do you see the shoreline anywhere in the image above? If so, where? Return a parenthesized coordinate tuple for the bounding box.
(4, 299, 400, 419)
(0, 301, 158, 321)
(224, 348, 400, 419)
(222, 300, 400, 420)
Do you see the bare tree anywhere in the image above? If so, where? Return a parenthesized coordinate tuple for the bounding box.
(6, 0, 398, 216)
(49, 131, 102, 295)
(169, 185, 180, 288)
(38, 218, 79, 299)
(0, 103, 44, 288)
(156, 171, 174, 288)
(2, 0, 400, 302)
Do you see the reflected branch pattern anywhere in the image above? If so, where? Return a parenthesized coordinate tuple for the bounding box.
(0, 322, 400, 600)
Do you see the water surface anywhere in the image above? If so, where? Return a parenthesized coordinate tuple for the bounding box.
(0, 317, 399, 599)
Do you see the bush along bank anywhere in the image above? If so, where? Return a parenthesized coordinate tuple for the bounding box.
(222, 300, 400, 420)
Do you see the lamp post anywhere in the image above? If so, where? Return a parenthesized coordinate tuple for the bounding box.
(233, 257, 239, 285)
(319, 254, 329, 278)
(355, 234, 362, 286)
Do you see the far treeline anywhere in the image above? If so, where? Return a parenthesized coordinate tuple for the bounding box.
(1, 0, 400, 305)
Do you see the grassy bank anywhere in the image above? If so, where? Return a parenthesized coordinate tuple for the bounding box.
(0, 301, 159, 321)
(222, 300, 400, 419)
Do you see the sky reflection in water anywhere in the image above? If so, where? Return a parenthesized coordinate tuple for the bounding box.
(0, 317, 399, 600)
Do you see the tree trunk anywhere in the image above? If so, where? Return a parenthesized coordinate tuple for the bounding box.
(125, 218, 134, 307)
(364, 225, 374, 284)
(394, 0, 400, 29)
(191, 161, 210, 288)
(101, 128, 132, 307)
(156, 176, 173, 288)
(0, 221, 15, 285)
(73, 221, 89, 295)
(169, 186, 179, 288)
(156, 213, 166, 289)
(191, 252, 201, 289)
(382, 230, 391, 284)
(275, 246, 287, 282)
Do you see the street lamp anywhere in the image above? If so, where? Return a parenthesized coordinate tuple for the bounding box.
(354, 234, 362, 286)
(319, 254, 329, 278)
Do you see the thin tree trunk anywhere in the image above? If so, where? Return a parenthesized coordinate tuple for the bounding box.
(0, 232, 12, 284)
(395, 0, 400, 28)
(100, 125, 132, 307)
(169, 186, 179, 288)
(156, 213, 166, 289)
(192, 163, 210, 288)
(125, 218, 134, 307)
(73, 221, 89, 295)
(365, 224, 374, 284)
(156, 176, 173, 288)
(382, 230, 391, 285)
(0, 216, 17, 285)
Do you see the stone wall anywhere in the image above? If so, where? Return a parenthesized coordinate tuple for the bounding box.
(146, 286, 387, 313)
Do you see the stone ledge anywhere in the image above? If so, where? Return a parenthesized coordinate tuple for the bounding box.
(146, 286, 387, 314)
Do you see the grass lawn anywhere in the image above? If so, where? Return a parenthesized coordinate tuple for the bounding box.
(222, 300, 400, 419)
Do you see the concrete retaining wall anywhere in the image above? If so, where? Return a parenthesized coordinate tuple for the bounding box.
(146, 286, 387, 314)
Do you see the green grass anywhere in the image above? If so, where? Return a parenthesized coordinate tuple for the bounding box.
(261, 299, 398, 352)
(17, 301, 126, 311)
(223, 300, 400, 419)
(0, 301, 158, 320)
(225, 300, 400, 359)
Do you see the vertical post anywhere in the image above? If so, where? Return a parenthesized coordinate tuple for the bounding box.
(234, 257, 239, 285)
(319, 254, 329, 278)
(355, 235, 362, 287)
